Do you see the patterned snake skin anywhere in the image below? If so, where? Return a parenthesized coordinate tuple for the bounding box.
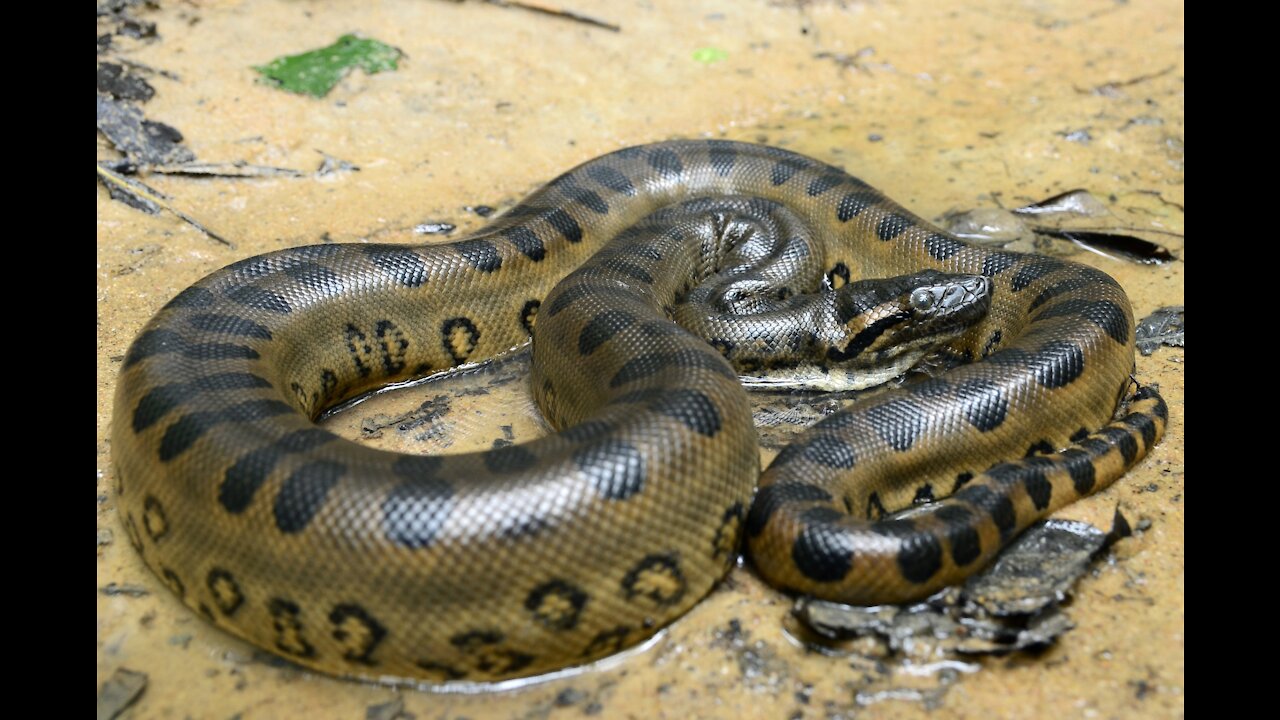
(111, 140, 1167, 682)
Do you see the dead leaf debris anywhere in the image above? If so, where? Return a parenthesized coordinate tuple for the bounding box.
(1135, 306, 1184, 356)
(97, 62, 155, 102)
(943, 189, 1177, 263)
(794, 517, 1125, 656)
(96, 668, 148, 720)
(96, 95, 195, 166)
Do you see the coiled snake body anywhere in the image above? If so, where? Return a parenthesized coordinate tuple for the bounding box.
(112, 140, 1167, 682)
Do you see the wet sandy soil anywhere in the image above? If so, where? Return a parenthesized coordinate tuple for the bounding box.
(97, 1, 1183, 717)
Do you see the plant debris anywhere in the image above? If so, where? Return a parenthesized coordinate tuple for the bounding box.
(97, 6, 306, 241)
(1135, 306, 1184, 356)
(97, 164, 234, 246)
(318, 152, 361, 176)
(944, 189, 1177, 263)
(1075, 65, 1177, 97)
(97, 62, 155, 102)
(97, 164, 163, 214)
(1013, 189, 1109, 217)
(1032, 228, 1175, 264)
(360, 395, 454, 442)
(1057, 128, 1093, 144)
(813, 47, 883, 74)
(963, 519, 1112, 617)
(794, 515, 1127, 656)
(415, 222, 457, 235)
(253, 34, 405, 98)
(99, 582, 151, 597)
(477, 0, 620, 32)
(97, 668, 148, 720)
(98, 0, 158, 42)
(111, 56, 181, 81)
(97, 95, 195, 166)
(146, 162, 305, 178)
(694, 47, 729, 64)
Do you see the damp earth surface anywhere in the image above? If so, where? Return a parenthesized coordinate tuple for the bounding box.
(97, 1, 1183, 718)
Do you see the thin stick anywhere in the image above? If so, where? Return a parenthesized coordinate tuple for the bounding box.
(97, 164, 235, 248)
(483, 0, 621, 32)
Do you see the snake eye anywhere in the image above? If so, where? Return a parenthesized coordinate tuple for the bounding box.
(910, 289, 935, 312)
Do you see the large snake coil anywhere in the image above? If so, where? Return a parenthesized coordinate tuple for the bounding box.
(112, 140, 1167, 682)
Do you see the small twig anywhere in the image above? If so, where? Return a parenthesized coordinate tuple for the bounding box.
(1074, 65, 1176, 95)
(483, 0, 620, 32)
(1129, 189, 1185, 213)
(97, 668, 148, 720)
(148, 162, 305, 178)
(813, 47, 879, 74)
(1101, 65, 1177, 89)
(107, 55, 182, 81)
(97, 164, 234, 247)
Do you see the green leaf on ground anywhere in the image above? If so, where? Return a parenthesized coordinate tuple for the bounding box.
(253, 34, 403, 98)
(692, 47, 728, 64)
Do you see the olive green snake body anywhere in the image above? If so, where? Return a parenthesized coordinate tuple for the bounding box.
(111, 140, 1167, 682)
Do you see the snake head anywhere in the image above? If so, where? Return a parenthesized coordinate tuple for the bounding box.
(826, 269, 990, 365)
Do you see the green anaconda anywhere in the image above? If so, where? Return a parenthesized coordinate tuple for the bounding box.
(111, 140, 1167, 682)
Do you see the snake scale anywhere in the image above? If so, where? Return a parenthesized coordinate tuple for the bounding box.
(111, 140, 1167, 683)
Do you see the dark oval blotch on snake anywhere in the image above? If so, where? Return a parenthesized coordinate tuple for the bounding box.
(111, 140, 1167, 682)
